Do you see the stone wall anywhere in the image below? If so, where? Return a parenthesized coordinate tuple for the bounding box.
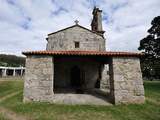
(46, 26, 105, 51)
(101, 64, 110, 90)
(23, 55, 54, 102)
(109, 57, 145, 104)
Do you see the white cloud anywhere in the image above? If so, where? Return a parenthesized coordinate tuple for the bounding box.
(0, 0, 160, 56)
(102, 0, 160, 51)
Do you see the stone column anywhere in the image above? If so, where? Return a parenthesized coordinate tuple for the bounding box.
(2, 69, 7, 77)
(109, 57, 145, 105)
(13, 69, 16, 76)
(0, 69, 2, 77)
(101, 64, 110, 90)
(20, 69, 23, 76)
(23, 55, 54, 103)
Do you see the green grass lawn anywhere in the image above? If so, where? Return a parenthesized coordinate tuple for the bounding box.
(0, 79, 159, 120)
(0, 113, 9, 120)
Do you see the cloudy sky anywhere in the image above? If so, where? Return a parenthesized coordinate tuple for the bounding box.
(0, 0, 160, 56)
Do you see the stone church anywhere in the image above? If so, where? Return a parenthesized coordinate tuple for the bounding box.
(23, 7, 145, 105)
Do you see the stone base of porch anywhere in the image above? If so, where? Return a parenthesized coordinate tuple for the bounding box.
(52, 93, 112, 105)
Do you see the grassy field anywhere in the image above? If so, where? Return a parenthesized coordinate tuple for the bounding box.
(0, 78, 159, 120)
(0, 113, 9, 120)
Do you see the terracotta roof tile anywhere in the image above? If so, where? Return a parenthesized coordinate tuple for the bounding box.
(22, 50, 143, 57)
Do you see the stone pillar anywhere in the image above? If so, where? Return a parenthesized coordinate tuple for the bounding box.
(101, 64, 110, 90)
(109, 57, 145, 105)
(20, 69, 23, 76)
(23, 55, 54, 103)
(13, 69, 16, 76)
(2, 69, 7, 77)
(0, 69, 2, 77)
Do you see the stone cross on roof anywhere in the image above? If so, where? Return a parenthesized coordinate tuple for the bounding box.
(74, 20, 79, 25)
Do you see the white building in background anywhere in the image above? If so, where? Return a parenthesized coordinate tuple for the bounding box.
(0, 66, 25, 77)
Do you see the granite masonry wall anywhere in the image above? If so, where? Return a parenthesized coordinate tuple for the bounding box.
(109, 57, 145, 104)
(101, 64, 110, 90)
(23, 55, 54, 102)
(46, 25, 105, 51)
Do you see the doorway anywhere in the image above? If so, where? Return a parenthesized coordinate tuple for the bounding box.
(70, 66, 84, 93)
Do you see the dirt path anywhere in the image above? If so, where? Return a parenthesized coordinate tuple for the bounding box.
(0, 91, 31, 120)
(0, 91, 21, 102)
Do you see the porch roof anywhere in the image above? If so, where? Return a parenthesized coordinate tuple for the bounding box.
(22, 50, 143, 57)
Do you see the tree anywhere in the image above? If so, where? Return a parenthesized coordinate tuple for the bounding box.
(138, 16, 160, 79)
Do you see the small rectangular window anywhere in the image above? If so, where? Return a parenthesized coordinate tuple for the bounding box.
(75, 42, 80, 48)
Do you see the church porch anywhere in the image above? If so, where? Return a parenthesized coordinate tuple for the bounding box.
(23, 51, 145, 105)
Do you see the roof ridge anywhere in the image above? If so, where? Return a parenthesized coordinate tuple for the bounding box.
(47, 24, 103, 37)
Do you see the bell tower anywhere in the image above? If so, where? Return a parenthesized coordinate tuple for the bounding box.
(91, 7, 105, 36)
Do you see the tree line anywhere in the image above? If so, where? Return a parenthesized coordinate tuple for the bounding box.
(0, 54, 25, 67)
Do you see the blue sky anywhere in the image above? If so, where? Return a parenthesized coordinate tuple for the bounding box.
(0, 0, 160, 56)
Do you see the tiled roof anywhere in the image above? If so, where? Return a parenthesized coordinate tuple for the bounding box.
(22, 50, 143, 57)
